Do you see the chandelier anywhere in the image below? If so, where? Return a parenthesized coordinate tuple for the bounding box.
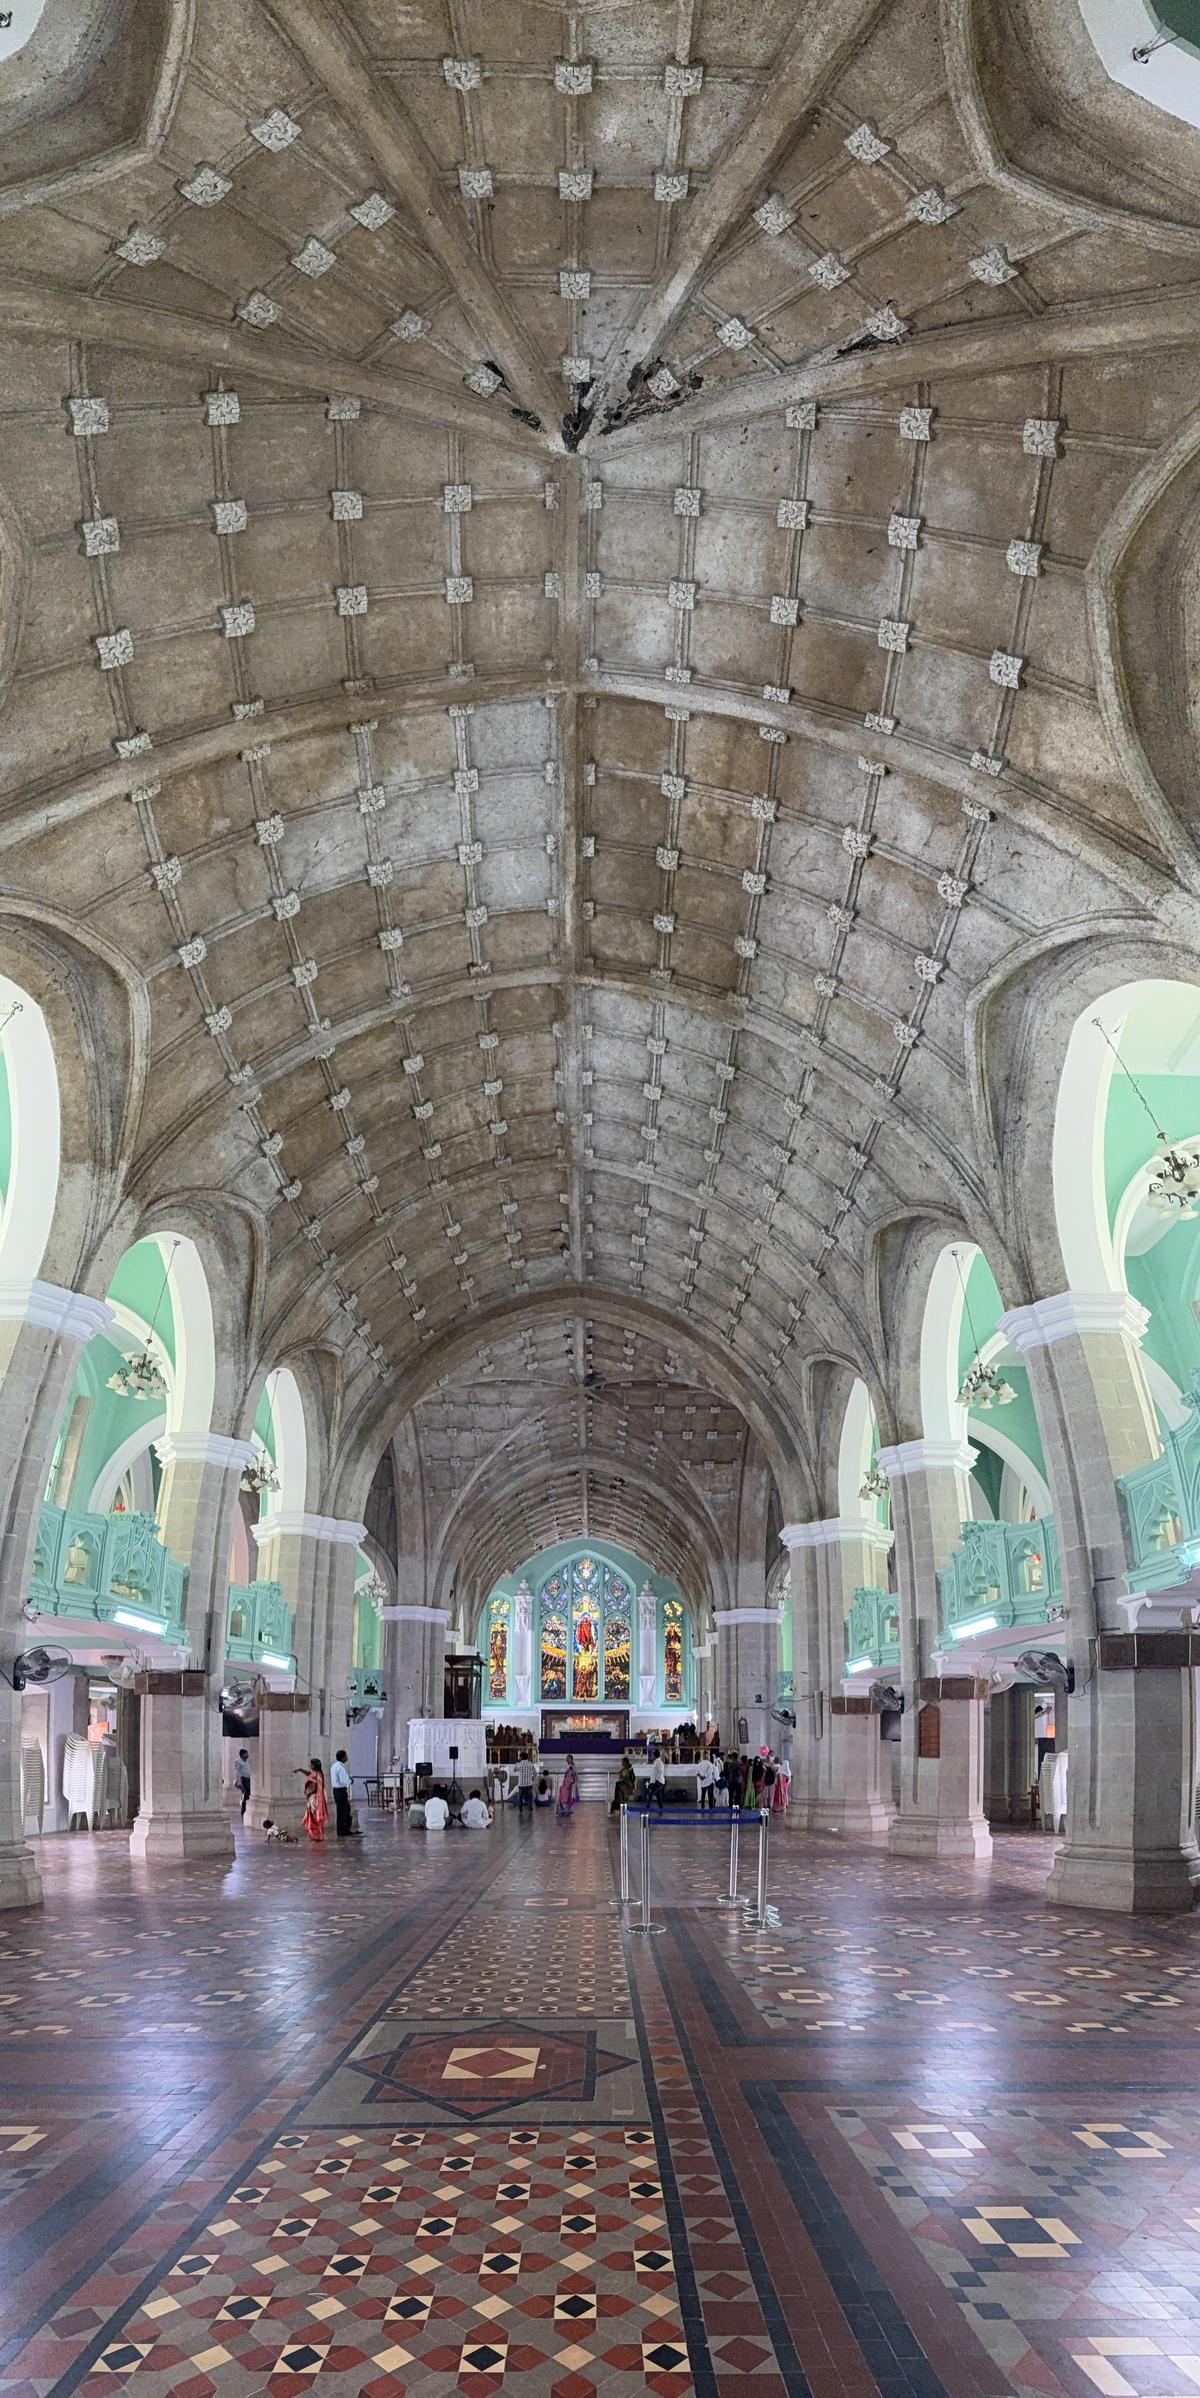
(361, 1571, 388, 1613)
(953, 1247, 1015, 1412)
(859, 1459, 890, 1501)
(106, 1239, 176, 1402)
(1092, 1016, 1200, 1220)
(957, 1356, 1016, 1411)
(240, 1447, 280, 1497)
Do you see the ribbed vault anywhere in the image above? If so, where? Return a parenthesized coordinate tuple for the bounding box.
(2, 0, 1198, 1528)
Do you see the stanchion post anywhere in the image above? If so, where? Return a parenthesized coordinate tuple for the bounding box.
(620, 1803, 629, 1904)
(714, 1808, 739, 1906)
(641, 1810, 650, 1932)
(755, 1808, 768, 1925)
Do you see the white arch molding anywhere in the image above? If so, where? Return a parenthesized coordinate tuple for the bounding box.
(164, 1237, 216, 1436)
(0, 972, 60, 1290)
(254, 1365, 310, 1523)
(837, 1378, 877, 1518)
(920, 1244, 974, 1446)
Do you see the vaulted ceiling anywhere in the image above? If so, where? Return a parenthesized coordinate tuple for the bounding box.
(3, 0, 1198, 1582)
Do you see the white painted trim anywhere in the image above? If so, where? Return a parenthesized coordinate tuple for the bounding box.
(378, 1605, 450, 1624)
(999, 1290, 1150, 1351)
(0, 980, 61, 1286)
(1078, 0, 1200, 132)
(876, 1437, 977, 1479)
(714, 1607, 781, 1626)
(781, 1517, 894, 1554)
(0, 1280, 112, 1342)
(87, 1414, 166, 1513)
(154, 1432, 255, 1472)
(252, 1510, 366, 1546)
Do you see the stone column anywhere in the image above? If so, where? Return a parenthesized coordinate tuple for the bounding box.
(783, 1522, 895, 1836)
(244, 1510, 324, 1831)
(0, 1281, 113, 1909)
(878, 1439, 992, 1862)
(130, 1432, 252, 1863)
(1000, 1291, 1198, 1913)
(309, 1517, 367, 1759)
(637, 1585, 657, 1709)
(382, 1605, 448, 1768)
(714, 1608, 779, 1755)
(780, 1532, 821, 1824)
(512, 1583, 533, 1711)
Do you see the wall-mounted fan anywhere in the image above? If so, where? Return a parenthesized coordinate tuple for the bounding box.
(1012, 1649, 1074, 1693)
(870, 1680, 904, 1713)
(7, 1645, 75, 1691)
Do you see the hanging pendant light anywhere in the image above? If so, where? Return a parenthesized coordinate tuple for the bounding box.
(859, 1458, 890, 1501)
(953, 1246, 1015, 1412)
(362, 1571, 388, 1613)
(107, 1239, 177, 1402)
(1092, 1016, 1200, 1220)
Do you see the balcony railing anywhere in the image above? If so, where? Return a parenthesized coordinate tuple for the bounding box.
(846, 1586, 900, 1673)
(937, 1517, 1059, 1640)
(349, 1664, 387, 1707)
(1119, 1373, 1200, 1595)
(226, 1578, 295, 1670)
(32, 1503, 186, 1641)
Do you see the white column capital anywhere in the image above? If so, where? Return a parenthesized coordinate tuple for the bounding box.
(999, 1291, 1149, 1353)
(876, 1437, 976, 1480)
(155, 1432, 255, 1473)
(378, 1605, 450, 1624)
(714, 1607, 781, 1627)
(254, 1510, 366, 1547)
(0, 1279, 113, 1343)
(781, 1516, 893, 1554)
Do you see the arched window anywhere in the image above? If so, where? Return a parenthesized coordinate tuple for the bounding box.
(479, 1550, 693, 1712)
(488, 1596, 508, 1700)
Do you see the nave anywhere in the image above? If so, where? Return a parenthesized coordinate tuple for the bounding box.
(2, 1811, 1200, 2398)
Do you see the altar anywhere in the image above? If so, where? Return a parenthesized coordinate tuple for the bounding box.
(540, 1706, 628, 1748)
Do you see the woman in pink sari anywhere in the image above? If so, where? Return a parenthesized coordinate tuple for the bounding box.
(556, 1753, 580, 1817)
(302, 1758, 329, 1843)
(771, 1752, 791, 1814)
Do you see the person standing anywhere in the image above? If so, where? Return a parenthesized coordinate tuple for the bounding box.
(234, 1747, 252, 1822)
(697, 1754, 717, 1811)
(300, 1758, 328, 1843)
(516, 1748, 535, 1813)
(331, 1749, 354, 1839)
(724, 1751, 744, 1810)
(648, 1751, 667, 1811)
(611, 1752, 637, 1814)
(556, 1752, 580, 1818)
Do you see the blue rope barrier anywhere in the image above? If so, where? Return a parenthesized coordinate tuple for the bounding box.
(624, 1807, 767, 1824)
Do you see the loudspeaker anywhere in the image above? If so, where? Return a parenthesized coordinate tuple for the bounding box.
(448, 1744, 459, 1761)
(416, 1760, 432, 1777)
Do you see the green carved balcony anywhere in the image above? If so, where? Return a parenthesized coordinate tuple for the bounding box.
(777, 1668, 794, 1704)
(845, 1586, 901, 1675)
(31, 1502, 186, 1641)
(349, 1664, 387, 1707)
(937, 1517, 1059, 1641)
(226, 1579, 295, 1671)
(1118, 1372, 1200, 1595)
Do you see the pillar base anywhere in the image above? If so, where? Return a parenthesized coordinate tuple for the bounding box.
(889, 1814, 993, 1862)
(812, 1799, 894, 1838)
(130, 1809, 234, 1865)
(1048, 1840, 1197, 1915)
(0, 1838, 42, 1909)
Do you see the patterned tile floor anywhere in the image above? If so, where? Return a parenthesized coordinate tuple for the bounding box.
(3, 1814, 1200, 2398)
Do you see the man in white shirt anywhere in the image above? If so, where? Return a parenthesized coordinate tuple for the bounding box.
(648, 1754, 667, 1811)
(424, 1790, 450, 1830)
(461, 1790, 492, 1829)
(330, 1749, 354, 1839)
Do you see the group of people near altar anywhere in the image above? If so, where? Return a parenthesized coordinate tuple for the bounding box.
(609, 1743, 790, 1813)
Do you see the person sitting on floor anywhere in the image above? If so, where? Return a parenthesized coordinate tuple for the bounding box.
(535, 1774, 553, 1807)
(461, 1789, 492, 1829)
(407, 1797, 427, 1828)
(423, 1788, 450, 1830)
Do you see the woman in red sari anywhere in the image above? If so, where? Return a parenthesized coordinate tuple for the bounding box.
(302, 1758, 329, 1843)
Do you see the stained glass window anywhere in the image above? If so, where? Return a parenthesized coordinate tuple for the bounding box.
(603, 1611, 630, 1700)
(541, 1607, 567, 1700)
(572, 1595, 599, 1700)
(663, 1599, 684, 1704)
(488, 1597, 509, 1701)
